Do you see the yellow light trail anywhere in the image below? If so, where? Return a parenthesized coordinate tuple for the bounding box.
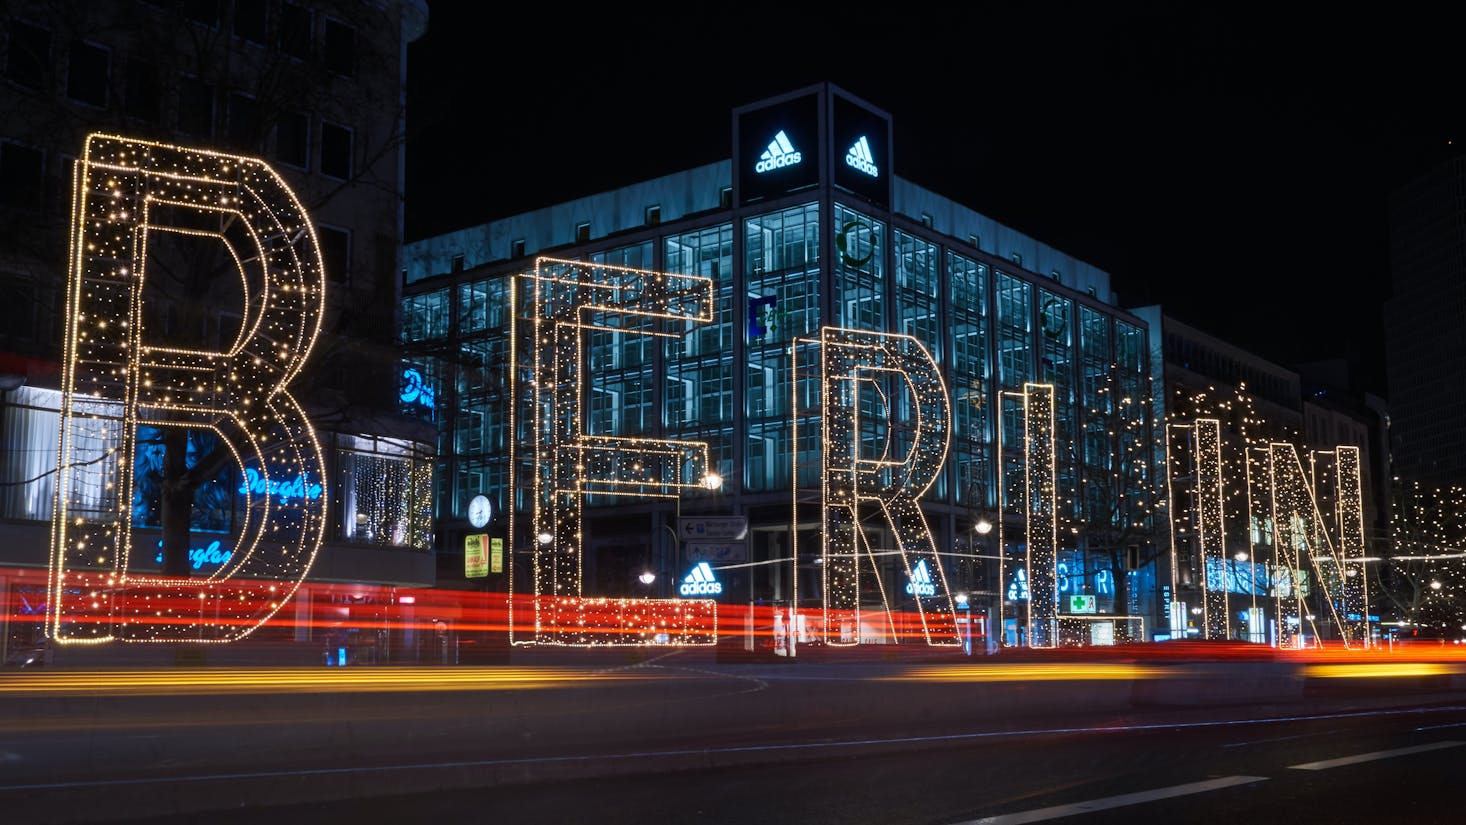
(0, 666, 673, 696)
(1303, 662, 1466, 679)
(876, 664, 1169, 682)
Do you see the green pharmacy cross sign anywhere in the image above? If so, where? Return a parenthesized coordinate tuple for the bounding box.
(1069, 594, 1097, 614)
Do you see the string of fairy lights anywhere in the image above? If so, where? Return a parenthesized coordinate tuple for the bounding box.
(1385, 481, 1466, 638)
(39, 136, 1457, 654)
(995, 383, 1059, 648)
(1163, 384, 1370, 648)
(47, 133, 327, 644)
(797, 327, 960, 647)
(514, 257, 718, 646)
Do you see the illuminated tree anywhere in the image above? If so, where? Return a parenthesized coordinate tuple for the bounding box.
(1377, 481, 1466, 639)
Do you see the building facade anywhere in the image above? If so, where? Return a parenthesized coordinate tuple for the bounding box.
(403, 84, 1160, 649)
(1385, 154, 1466, 490)
(0, 1, 433, 664)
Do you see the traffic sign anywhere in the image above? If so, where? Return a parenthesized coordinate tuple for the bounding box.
(678, 516, 747, 541)
(684, 541, 748, 563)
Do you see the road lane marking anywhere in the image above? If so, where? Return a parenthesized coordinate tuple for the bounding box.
(1288, 740, 1464, 770)
(1415, 721, 1466, 731)
(958, 776, 1269, 824)
(1221, 729, 1345, 748)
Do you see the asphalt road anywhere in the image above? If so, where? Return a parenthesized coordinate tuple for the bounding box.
(106, 699, 1466, 825)
(1, 654, 1463, 824)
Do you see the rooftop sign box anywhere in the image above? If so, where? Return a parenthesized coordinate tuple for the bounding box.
(734, 84, 892, 209)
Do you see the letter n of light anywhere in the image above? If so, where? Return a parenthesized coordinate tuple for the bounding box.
(1331, 446, 1370, 647)
(47, 134, 327, 644)
(1268, 442, 1358, 648)
(809, 327, 959, 647)
(514, 257, 715, 646)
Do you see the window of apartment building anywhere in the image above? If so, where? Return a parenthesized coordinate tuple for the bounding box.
(575, 222, 590, 243)
(0, 275, 36, 343)
(322, 18, 355, 77)
(183, 0, 221, 27)
(0, 142, 43, 208)
(233, 0, 268, 44)
(124, 59, 161, 122)
(318, 225, 349, 284)
(279, 2, 313, 60)
(275, 110, 308, 168)
(66, 41, 109, 107)
(50, 154, 75, 217)
(320, 121, 351, 179)
(226, 92, 260, 150)
(511, 239, 526, 258)
(177, 76, 214, 137)
(5, 21, 50, 90)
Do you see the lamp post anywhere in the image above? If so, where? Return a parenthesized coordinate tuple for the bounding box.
(664, 470, 724, 598)
(974, 518, 995, 652)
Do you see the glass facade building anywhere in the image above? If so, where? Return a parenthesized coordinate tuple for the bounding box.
(402, 84, 1159, 643)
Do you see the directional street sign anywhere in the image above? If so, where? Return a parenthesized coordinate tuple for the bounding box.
(684, 541, 748, 563)
(678, 516, 748, 541)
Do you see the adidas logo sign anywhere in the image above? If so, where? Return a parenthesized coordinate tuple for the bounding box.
(845, 135, 878, 177)
(755, 130, 803, 173)
(905, 558, 936, 597)
(679, 561, 723, 596)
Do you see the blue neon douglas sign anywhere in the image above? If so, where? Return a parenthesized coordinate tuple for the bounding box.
(239, 468, 323, 502)
(400, 367, 434, 409)
(153, 538, 233, 570)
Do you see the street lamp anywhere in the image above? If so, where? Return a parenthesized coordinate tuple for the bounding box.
(973, 518, 994, 651)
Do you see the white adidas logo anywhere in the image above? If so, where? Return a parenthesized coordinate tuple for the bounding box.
(679, 561, 723, 596)
(905, 558, 936, 597)
(755, 130, 803, 173)
(845, 135, 878, 177)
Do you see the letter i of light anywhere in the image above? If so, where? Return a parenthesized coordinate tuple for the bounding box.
(514, 257, 717, 645)
(47, 135, 326, 644)
(804, 328, 959, 647)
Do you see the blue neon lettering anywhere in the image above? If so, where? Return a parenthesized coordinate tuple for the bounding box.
(238, 468, 323, 502)
(400, 367, 435, 408)
(153, 539, 233, 570)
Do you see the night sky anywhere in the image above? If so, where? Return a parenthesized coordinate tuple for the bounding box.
(405, 5, 1466, 399)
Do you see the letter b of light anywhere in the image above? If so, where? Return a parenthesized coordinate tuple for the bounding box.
(47, 135, 327, 643)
